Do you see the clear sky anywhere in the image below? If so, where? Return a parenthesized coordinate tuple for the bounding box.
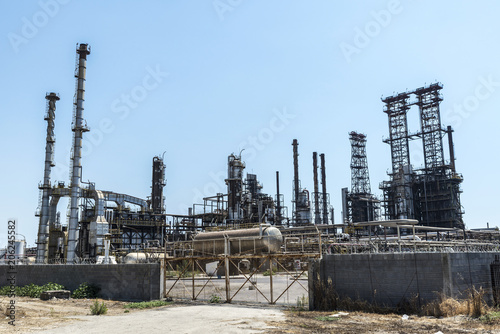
(1, 0, 499, 247)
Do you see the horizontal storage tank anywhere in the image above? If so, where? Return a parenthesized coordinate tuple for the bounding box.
(193, 226, 283, 256)
(123, 252, 147, 264)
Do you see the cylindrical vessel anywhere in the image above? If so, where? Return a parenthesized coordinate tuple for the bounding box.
(15, 240, 25, 263)
(193, 226, 283, 256)
(123, 252, 147, 264)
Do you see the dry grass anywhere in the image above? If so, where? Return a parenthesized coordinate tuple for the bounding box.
(423, 287, 488, 318)
(313, 277, 491, 319)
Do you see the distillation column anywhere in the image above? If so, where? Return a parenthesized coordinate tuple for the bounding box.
(36, 92, 60, 263)
(225, 154, 245, 222)
(151, 155, 166, 214)
(67, 43, 90, 263)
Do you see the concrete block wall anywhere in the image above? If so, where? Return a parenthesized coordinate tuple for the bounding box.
(448, 253, 499, 304)
(309, 252, 500, 310)
(0, 263, 162, 301)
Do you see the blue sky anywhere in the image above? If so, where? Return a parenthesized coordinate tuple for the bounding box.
(1, 0, 499, 247)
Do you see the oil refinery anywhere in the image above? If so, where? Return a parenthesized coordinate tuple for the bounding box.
(18, 43, 498, 265)
(1, 42, 499, 316)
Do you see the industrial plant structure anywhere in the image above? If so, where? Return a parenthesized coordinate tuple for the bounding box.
(342, 132, 379, 234)
(32, 43, 473, 265)
(379, 83, 464, 229)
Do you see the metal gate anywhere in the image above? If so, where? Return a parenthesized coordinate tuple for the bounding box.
(163, 254, 319, 306)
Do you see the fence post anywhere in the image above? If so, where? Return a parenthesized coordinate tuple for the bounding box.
(225, 236, 230, 302)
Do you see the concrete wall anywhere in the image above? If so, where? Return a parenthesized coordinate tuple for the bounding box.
(0, 263, 163, 301)
(309, 252, 500, 310)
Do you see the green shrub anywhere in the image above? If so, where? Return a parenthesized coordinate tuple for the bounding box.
(0, 283, 65, 298)
(263, 268, 277, 276)
(90, 299, 107, 315)
(72, 282, 100, 299)
(209, 294, 221, 303)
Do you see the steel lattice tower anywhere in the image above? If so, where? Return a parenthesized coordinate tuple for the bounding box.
(350, 132, 371, 195)
(414, 83, 445, 171)
(379, 83, 464, 229)
(342, 132, 379, 231)
(382, 92, 411, 174)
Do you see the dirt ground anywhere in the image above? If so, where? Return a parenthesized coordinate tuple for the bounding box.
(1, 296, 499, 333)
(268, 310, 500, 334)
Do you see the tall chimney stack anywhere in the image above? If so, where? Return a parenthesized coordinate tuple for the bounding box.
(36, 92, 59, 263)
(292, 139, 299, 222)
(320, 153, 328, 224)
(67, 43, 90, 263)
(313, 152, 320, 224)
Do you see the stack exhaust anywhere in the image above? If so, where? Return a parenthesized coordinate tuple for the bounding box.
(292, 139, 299, 217)
(313, 152, 320, 224)
(67, 43, 90, 263)
(275, 171, 282, 225)
(320, 153, 328, 224)
(36, 92, 59, 263)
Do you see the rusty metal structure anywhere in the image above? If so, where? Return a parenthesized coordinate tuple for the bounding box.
(342, 132, 379, 233)
(379, 83, 464, 229)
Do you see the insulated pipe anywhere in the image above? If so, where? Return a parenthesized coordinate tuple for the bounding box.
(67, 43, 90, 263)
(320, 153, 328, 225)
(36, 92, 59, 263)
(313, 152, 320, 224)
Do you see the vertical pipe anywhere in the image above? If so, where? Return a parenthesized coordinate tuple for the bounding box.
(67, 43, 90, 263)
(36, 92, 59, 264)
(447, 125, 456, 174)
(275, 171, 282, 226)
(320, 154, 328, 225)
(292, 139, 299, 223)
(313, 152, 320, 225)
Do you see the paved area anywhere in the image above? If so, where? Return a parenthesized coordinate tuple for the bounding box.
(33, 304, 285, 334)
(166, 274, 308, 305)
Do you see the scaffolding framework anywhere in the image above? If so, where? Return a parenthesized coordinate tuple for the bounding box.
(343, 132, 379, 233)
(380, 83, 464, 229)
